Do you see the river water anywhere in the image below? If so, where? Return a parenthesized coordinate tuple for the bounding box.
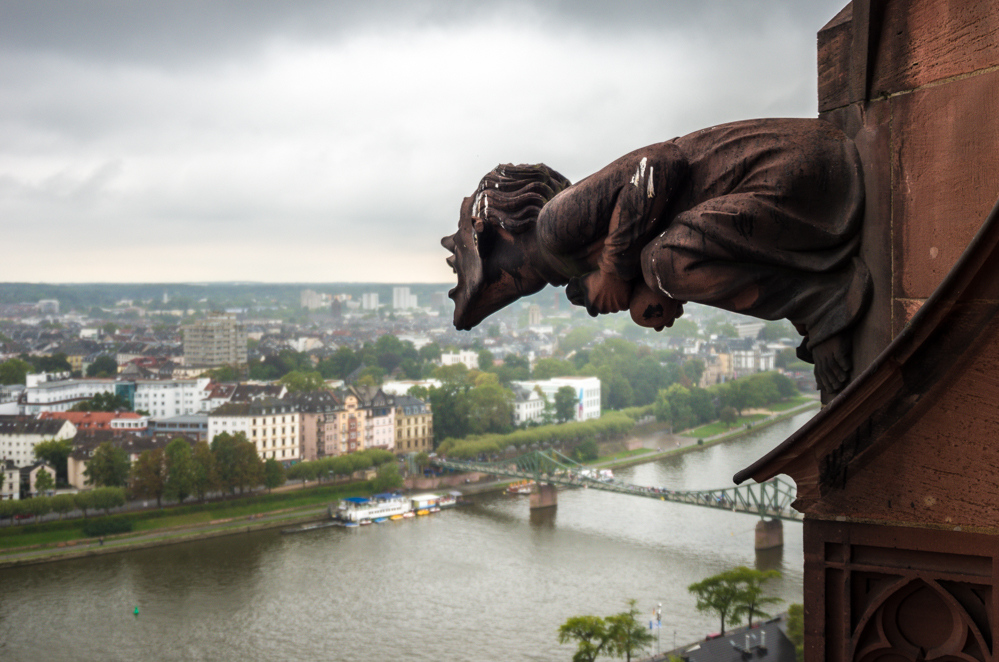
(0, 412, 813, 662)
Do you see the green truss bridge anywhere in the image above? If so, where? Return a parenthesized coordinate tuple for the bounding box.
(430, 450, 802, 525)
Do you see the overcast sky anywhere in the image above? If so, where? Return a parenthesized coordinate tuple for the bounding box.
(1, 0, 847, 284)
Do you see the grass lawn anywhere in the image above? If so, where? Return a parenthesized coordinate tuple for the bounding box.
(766, 396, 815, 412)
(594, 448, 654, 464)
(687, 413, 768, 438)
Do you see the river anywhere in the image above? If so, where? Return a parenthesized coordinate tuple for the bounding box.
(0, 411, 813, 662)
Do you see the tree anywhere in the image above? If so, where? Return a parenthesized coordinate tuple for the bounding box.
(0, 357, 30, 385)
(278, 370, 326, 392)
(164, 438, 195, 504)
(263, 458, 286, 492)
(130, 448, 167, 507)
(720, 406, 738, 428)
(466, 381, 514, 435)
(84, 442, 130, 488)
(688, 570, 744, 636)
(202, 364, 240, 381)
(191, 441, 217, 502)
(554, 385, 578, 423)
(729, 567, 782, 628)
(232, 436, 264, 494)
(85, 354, 119, 378)
(34, 466, 55, 495)
(557, 615, 610, 662)
(786, 603, 804, 662)
(50, 493, 76, 519)
(477, 349, 494, 371)
(372, 462, 403, 492)
(70, 391, 131, 412)
(90, 486, 126, 515)
(74, 490, 95, 518)
(532, 357, 575, 380)
(33, 438, 73, 485)
(605, 599, 655, 662)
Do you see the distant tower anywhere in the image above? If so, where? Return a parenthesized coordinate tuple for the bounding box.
(528, 304, 542, 326)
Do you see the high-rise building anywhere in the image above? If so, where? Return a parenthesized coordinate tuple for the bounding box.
(393, 287, 417, 310)
(183, 314, 248, 368)
(362, 292, 379, 310)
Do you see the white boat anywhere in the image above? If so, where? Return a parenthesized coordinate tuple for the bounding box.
(336, 493, 412, 523)
(438, 492, 460, 508)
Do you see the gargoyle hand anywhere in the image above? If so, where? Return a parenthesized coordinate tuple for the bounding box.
(577, 269, 633, 317)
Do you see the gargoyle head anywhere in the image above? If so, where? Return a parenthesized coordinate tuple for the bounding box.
(442, 164, 570, 331)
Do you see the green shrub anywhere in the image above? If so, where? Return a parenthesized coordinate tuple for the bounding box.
(82, 518, 134, 537)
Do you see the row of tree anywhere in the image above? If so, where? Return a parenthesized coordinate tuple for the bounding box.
(556, 567, 783, 661)
(435, 411, 638, 460)
(688, 566, 782, 636)
(83, 433, 287, 507)
(557, 600, 654, 662)
(0, 486, 126, 523)
(284, 448, 401, 492)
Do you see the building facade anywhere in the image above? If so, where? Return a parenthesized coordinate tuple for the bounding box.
(182, 314, 248, 368)
(393, 395, 433, 454)
(512, 377, 601, 422)
(0, 416, 77, 467)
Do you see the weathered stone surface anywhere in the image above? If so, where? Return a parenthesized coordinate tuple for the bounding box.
(893, 69, 999, 300)
(871, 0, 999, 95)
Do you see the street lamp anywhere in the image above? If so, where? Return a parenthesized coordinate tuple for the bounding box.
(656, 603, 662, 657)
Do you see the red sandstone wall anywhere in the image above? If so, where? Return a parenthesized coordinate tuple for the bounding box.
(818, 0, 999, 372)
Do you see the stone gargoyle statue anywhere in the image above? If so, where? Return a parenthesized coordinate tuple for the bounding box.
(442, 118, 871, 400)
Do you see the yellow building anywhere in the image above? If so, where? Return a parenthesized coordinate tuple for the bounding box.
(393, 395, 433, 454)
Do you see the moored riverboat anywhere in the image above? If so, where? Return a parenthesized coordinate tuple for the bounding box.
(336, 493, 412, 523)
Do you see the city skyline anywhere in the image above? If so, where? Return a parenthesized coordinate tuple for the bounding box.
(3, 0, 846, 284)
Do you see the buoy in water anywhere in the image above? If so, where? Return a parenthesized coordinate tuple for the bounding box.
(134, 606, 139, 616)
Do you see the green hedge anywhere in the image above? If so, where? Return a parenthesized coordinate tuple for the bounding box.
(82, 518, 134, 537)
(437, 411, 638, 459)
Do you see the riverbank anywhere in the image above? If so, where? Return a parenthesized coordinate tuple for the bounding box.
(0, 398, 818, 568)
(591, 397, 820, 473)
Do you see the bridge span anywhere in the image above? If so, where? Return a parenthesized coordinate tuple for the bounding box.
(430, 450, 800, 549)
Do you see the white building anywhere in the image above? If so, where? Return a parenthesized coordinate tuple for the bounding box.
(20, 375, 117, 414)
(440, 350, 479, 371)
(300, 289, 329, 310)
(511, 383, 547, 426)
(512, 376, 601, 422)
(392, 287, 417, 310)
(133, 378, 212, 419)
(381, 379, 441, 396)
(0, 416, 77, 468)
(208, 399, 301, 463)
(362, 292, 380, 310)
(731, 345, 777, 375)
(1, 460, 19, 500)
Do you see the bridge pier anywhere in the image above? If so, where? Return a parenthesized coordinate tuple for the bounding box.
(530, 483, 558, 510)
(754, 519, 783, 550)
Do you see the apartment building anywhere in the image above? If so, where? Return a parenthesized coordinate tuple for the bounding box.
(182, 314, 248, 368)
(207, 398, 300, 464)
(393, 395, 433, 454)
